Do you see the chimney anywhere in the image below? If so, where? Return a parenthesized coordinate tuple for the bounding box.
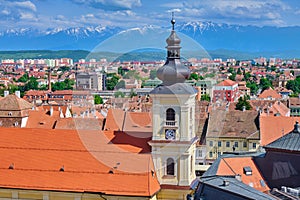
(223, 180, 229, 186)
(48, 66, 52, 92)
(4, 90, 9, 97)
(15, 91, 20, 98)
(50, 106, 53, 116)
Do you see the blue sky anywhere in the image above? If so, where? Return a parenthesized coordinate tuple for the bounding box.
(0, 0, 300, 30)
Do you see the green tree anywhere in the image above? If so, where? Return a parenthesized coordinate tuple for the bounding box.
(129, 89, 137, 98)
(114, 91, 125, 98)
(235, 96, 251, 111)
(106, 75, 120, 90)
(243, 72, 251, 81)
(94, 95, 103, 104)
(229, 73, 236, 81)
(286, 76, 300, 94)
(259, 78, 272, 91)
(246, 81, 259, 95)
(189, 73, 199, 81)
(150, 70, 157, 80)
(17, 73, 29, 82)
(237, 68, 242, 75)
(24, 77, 39, 91)
(117, 67, 126, 76)
(200, 94, 210, 102)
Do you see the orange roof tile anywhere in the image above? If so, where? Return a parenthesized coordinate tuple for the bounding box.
(258, 88, 281, 99)
(217, 157, 270, 192)
(259, 115, 300, 146)
(0, 128, 160, 196)
(26, 109, 60, 129)
(216, 79, 237, 86)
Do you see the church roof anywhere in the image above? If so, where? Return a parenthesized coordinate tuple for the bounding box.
(0, 127, 160, 196)
(265, 121, 300, 152)
(0, 94, 32, 111)
(151, 82, 197, 95)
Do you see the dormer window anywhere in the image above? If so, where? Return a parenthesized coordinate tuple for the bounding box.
(8, 112, 12, 116)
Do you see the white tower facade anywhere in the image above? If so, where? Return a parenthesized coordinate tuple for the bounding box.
(149, 16, 198, 188)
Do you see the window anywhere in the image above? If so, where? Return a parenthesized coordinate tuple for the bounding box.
(166, 108, 175, 121)
(253, 143, 257, 149)
(234, 141, 239, 148)
(197, 150, 203, 157)
(218, 141, 222, 147)
(209, 152, 213, 158)
(243, 141, 247, 148)
(226, 141, 230, 147)
(209, 141, 213, 147)
(166, 158, 175, 176)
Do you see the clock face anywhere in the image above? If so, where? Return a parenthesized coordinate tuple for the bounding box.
(165, 129, 176, 140)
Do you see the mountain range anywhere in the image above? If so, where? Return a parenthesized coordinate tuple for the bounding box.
(1, 22, 300, 59)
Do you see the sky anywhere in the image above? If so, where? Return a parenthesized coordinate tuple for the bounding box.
(0, 0, 300, 30)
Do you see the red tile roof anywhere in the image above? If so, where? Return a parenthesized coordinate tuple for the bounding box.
(0, 94, 32, 111)
(217, 157, 270, 192)
(259, 116, 300, 146)
(258, 88, 281, 99)
(0, 128, 160, 196)
(216, 79, 237, 86)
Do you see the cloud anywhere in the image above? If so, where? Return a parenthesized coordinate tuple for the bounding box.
(70, 0, 141, 11)
(0, 0, 37, 21)
(163, 0, 291, 26)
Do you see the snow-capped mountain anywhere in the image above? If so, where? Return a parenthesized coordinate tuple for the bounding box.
(0, 21, 300, 57)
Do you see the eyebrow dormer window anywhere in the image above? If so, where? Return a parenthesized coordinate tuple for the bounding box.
(8, 112, 12, 116)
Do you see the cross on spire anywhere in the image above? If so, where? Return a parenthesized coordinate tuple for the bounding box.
(171, 12, 175, 30)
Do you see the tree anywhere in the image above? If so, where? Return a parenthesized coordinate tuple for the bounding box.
(114, 91, 125, 98)
(243, 72, 251, 81)
(237, 68, 242, 75)
(106, 75, 120, 90)
(200, 94, 210, 102)
(259, 78, 272, 91)
(150, 70, 157, 80)
(229, 73, 236, 81)
(189, 73, 199, 81)
(17, 73, 29, 82)
(246, 81, 259, 95)
(235, 96, 251, 111)
(24, 77, 39, 91)
(286, 76, 300, 94)
(117, 67, 126, 76)
(129, 89, 137, 98)
(94, 95, 103, 104)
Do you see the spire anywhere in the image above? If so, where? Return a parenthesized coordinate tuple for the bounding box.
(171, 12, 175, 30)
(156, 15, 190, 86)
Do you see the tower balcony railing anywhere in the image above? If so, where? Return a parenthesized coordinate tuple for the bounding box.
(165, 120, 177, 127)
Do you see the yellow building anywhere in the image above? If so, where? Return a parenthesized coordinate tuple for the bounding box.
(205, 109, 260, 162)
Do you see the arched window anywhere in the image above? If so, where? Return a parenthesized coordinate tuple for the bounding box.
(166, 108, 175, 121)
(166, 158, 175, 175)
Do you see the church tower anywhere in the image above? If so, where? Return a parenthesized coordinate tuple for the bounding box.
(149, 15, 198, 197)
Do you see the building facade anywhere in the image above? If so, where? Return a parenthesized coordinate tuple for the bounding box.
(213, 79, 239, 103)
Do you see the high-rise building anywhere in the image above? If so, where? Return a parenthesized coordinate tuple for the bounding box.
(76, 72, 106, 91)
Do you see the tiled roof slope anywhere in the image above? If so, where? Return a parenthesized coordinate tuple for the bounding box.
(258, 88, 282, 99)
(0, 128, 160, 197)
(259, 116, 300, 146)
(216, 79, 237, 86)
(207, 110, 259, 138)
(0, 94, 32, 110)
(203, 154, 269, 192)
(265, 121, 300, 151)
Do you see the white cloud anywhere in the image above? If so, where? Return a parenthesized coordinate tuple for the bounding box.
(0, 0, 37, 21)
(70, 0, 141, 11)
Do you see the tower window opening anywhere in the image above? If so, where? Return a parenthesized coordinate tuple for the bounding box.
(166, 108, 175, 121)
(166, 158, 175, 175)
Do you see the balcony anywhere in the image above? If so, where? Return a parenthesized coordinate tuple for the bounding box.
(165, 120, 177, 127)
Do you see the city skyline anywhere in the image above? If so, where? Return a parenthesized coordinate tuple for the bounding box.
(0, 0, 300, 31)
